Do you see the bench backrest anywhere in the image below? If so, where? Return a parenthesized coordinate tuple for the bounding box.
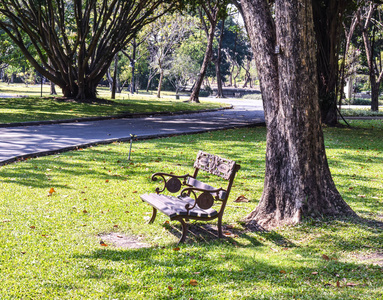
(188, 151, 240, 201)
(193, 151, 238, 180)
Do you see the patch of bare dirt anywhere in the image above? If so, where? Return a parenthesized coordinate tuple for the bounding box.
(98, 232, 150, 249)
(355, 252, 383, 267)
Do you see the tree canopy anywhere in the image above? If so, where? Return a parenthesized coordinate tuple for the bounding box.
(0, 0, 179, 100)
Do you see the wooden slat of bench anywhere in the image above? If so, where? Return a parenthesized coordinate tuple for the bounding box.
(141, 193, 218, 219)
(186, 177, 227, 200)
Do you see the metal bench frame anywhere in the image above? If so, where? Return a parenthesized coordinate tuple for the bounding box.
(140, 151, 240, 243)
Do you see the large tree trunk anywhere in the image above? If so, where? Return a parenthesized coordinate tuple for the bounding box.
(240, 0, 355, 229)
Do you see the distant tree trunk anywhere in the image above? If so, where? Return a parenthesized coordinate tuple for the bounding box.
(240, 0, 355, 229)
(190, 4, 221, 103)
(190, 23, 215, 103)
(242, 60, 252, 88)
(361, 2, 382, 112)
(228, 67, 233, 86)
(50, 82, 57, 95)
(157, 68, 164, 98)
(130, 39, 137, 94)
(214, 19, 225, 98)
(111, 54, 118, 99)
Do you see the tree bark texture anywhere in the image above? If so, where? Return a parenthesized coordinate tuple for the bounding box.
(240, 0, 355, 229)
(312, 0, 346, 126)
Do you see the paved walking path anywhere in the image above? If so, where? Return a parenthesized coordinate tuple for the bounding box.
(0, 98, 265, 165)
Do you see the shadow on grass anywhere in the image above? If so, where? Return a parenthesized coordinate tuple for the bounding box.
(72, 233, 383, 299)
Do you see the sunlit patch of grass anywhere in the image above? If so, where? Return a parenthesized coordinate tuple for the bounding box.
(0, 96, 226, 124)
(0, 122, 382, 299)
(341, 106, 383, 117)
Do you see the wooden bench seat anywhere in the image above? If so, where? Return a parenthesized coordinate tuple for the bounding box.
(141, 151, 240, 243)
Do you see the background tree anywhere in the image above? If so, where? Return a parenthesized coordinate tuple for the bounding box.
(359, 1, 383, 111)
(0, 0, 178, 101)
(145, 12, 195, 98)
(168, 52, 200, 94)
(236, 0, 355, 228)
(221, 14, 251, 88)
(189, 0, 229, 103)
(122, 35, 150, 94)
(312, 0, 349, 126)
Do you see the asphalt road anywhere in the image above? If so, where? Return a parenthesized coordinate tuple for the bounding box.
(0, 98, 265, 165)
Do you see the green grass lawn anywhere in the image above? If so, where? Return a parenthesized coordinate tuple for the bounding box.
(0, 120, 382, 299)
(340, 107, 383, 117)
(0, 84, 225, 124)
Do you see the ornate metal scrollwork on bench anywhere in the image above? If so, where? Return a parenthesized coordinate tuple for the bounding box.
(180, 186, 224, 213)
(151, 172, 189, 194)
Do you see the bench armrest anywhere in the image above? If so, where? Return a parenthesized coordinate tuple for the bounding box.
(179, 186, 224, 212)
(151, 172, 190, 194)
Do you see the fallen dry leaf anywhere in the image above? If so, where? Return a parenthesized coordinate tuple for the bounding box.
(189, 279, 198, 286)
(48, 187, 56, 196)
(173, 247, 180, 251)
(280, 270, 287, 274)
(113, 225, 118, 228)
(168, 286, 173, 291)
(346, 282, 358, 287)
(311, 272, 319, 275)
(336, 280, 341, 288)
(100, 241, 108, 246)
(322, 254, 330, 261)
(30, 226, 36, 229)
(234, 195, 250, 203)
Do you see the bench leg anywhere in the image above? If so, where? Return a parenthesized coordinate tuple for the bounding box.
(178, 219, 188, 244)
(218, 216, 223, 238)
(148, 207, 157, 224)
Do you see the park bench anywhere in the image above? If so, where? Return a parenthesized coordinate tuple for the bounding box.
(141, 151, 240, 243)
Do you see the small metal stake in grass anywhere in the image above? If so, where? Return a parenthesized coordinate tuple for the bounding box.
(128, 134, 137, 161)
